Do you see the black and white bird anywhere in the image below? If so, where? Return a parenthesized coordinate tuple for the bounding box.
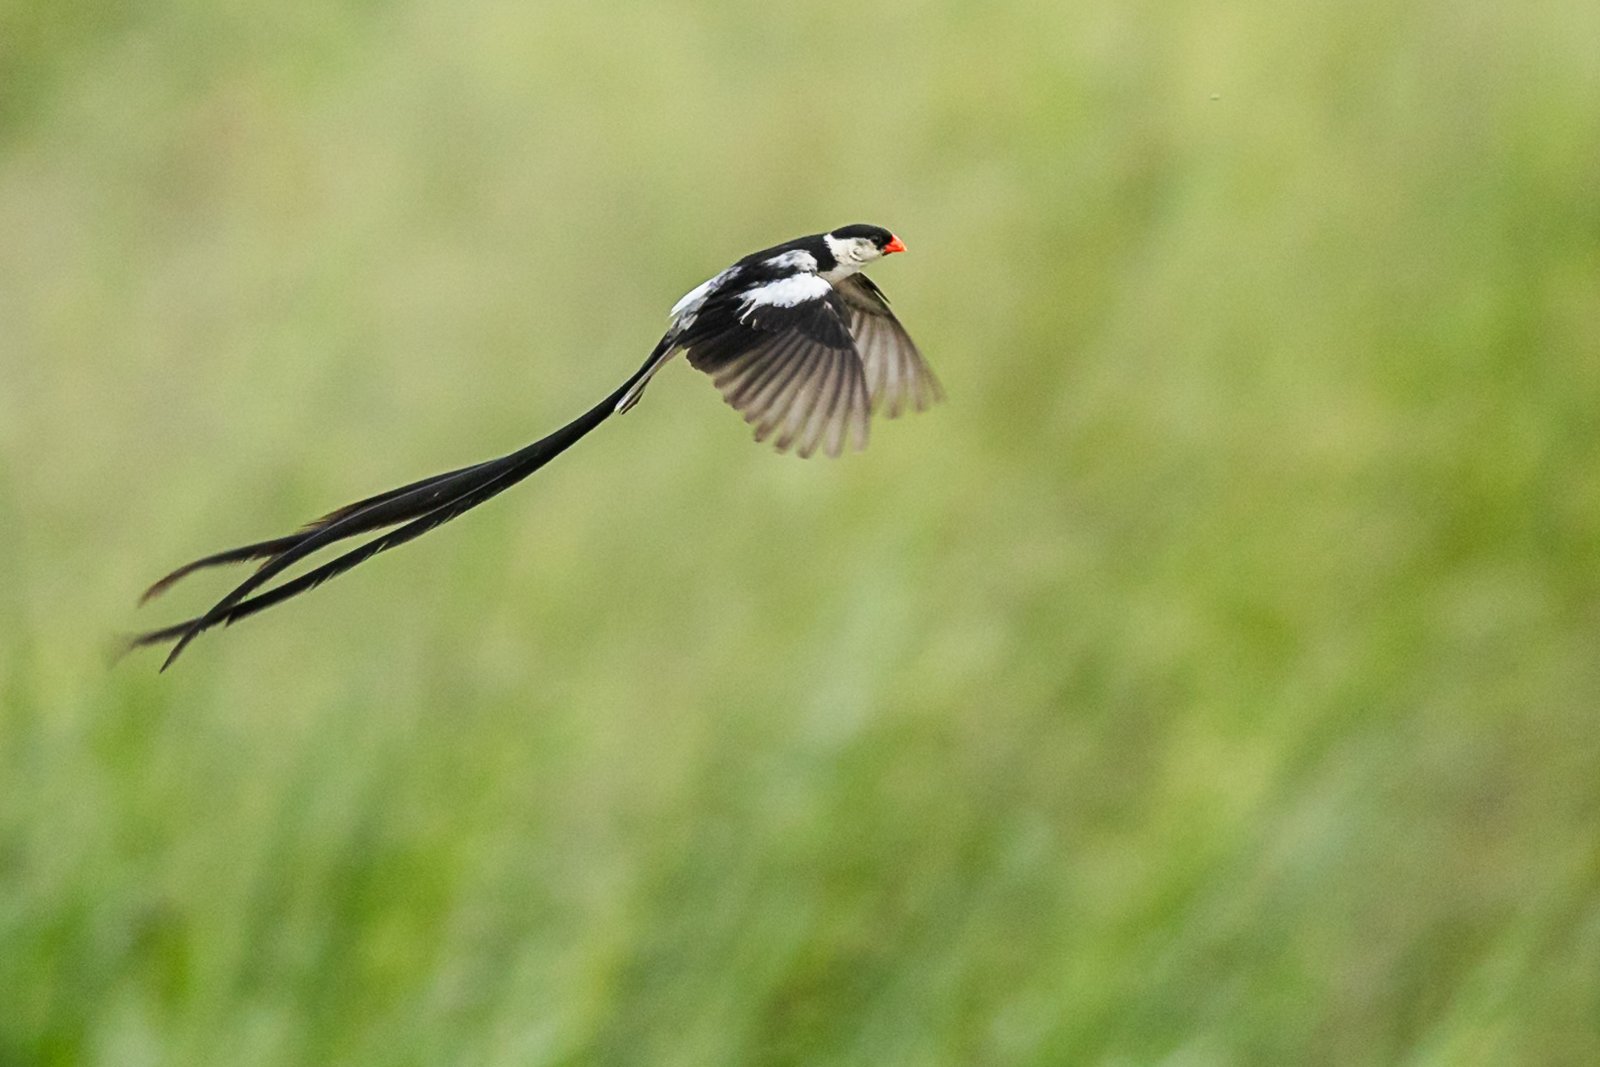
(129, 223, 941, 668)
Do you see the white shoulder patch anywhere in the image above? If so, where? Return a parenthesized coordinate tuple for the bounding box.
(740, 273, 832, 312)
(763, 249, 819, 273)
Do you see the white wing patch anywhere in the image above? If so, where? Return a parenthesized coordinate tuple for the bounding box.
(739, 273, 832, 314)
(670, 279, 713, 318)
(670, 269, 729, 325)
(762, 250, 819, 273)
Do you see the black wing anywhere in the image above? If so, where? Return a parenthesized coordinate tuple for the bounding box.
(834, 274, 943, 418)
(684, 279, 871, 458)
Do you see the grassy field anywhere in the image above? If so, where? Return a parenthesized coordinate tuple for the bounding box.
(3, 0, 1599, 1063)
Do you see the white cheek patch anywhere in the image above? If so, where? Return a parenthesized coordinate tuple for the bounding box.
(740, 273, 832, 312)
(823, 232, 852, 265)
(823, 234, 881, 277)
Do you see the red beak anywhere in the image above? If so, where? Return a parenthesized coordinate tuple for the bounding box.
(883, 235, 906, 255)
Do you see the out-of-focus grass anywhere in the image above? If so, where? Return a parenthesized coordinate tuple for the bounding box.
(2, 0, 1598, 1063)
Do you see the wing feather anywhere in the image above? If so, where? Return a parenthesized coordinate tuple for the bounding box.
(686, 285, 870, 456)
(834, 274, 943, 418)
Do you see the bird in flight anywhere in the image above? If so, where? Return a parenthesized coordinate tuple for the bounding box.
(129, 223, 942, 669)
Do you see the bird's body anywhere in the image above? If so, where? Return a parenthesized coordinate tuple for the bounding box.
(130, 224, 941, 668)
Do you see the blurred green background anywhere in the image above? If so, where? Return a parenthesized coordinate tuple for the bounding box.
(3, 0, 1598, 1063)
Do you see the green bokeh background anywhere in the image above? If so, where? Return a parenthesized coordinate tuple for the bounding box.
(3, 1, 1598, 1063)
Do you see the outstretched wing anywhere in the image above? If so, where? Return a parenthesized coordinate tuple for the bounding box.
(684, 275, 871, 458)
(834, 274, 943, 418)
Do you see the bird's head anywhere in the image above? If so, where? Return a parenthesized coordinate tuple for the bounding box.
(824, 223, 906, 269)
